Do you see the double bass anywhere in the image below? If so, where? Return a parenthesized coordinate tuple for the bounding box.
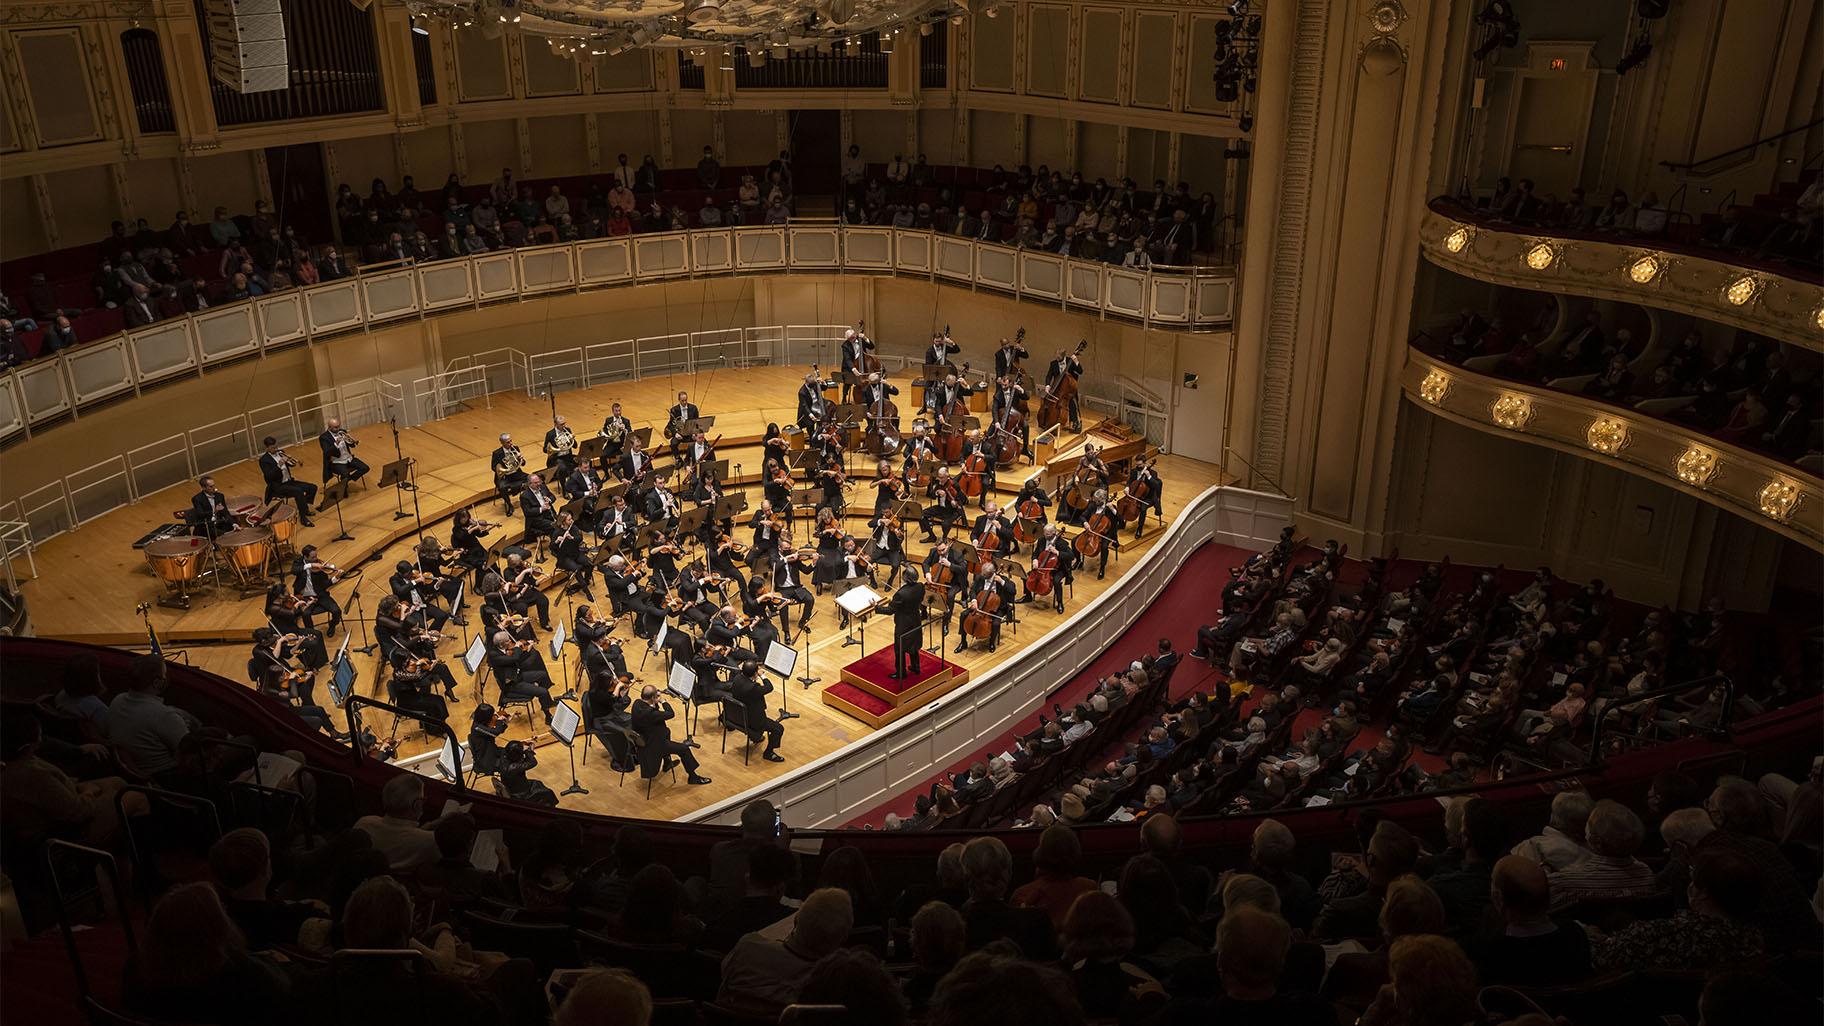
(865, 384, 901, 458)
(960, 580, 1003, 640)
(1040, 339, 1088, 432)
(1025, 546, 1060, 597)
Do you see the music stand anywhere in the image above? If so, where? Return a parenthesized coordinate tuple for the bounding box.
(833, 580, 880, 651)
(922, 589, 951, 651)
(714, 494, 749, 521)
(789, 486, 824, 515)
(379, 458, 415, 525)
(593, 536, 627, 563)
(634, 523, 666, 550)
(788, 449, 821, 472)
(549, 700, 588, 797)
(677, 506, 708, 537)
(578, 436, 607, 464)
(631, 426, 654, 448)
(761, 640, 800, 719)
(674, 416, 715, 437)
(319, 479, 354, 542)
(560, 496, 587, 523)
(920, 363, 948, 380)
(700, 457, 730, 481)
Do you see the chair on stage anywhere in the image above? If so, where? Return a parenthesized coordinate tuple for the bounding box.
(719, 700, 761, 765)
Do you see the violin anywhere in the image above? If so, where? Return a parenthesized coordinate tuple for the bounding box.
(1026, 547, 1060, 596)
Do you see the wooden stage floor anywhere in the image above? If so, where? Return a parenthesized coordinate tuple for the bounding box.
(13, 365, 1224, 821)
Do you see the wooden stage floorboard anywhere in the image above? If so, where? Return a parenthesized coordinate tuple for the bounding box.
(12, 366, 1225, 821)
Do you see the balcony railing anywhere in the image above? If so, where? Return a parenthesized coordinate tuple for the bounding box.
(0, 226, 1236, 445)
(1420, 201, 1824, 352)
(1403, 345, 1821, 551)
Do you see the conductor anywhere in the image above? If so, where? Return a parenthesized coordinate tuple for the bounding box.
(632, 684, 713, 786)
(888, 566, 928, 680)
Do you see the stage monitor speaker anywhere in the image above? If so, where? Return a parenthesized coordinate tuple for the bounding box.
(204, 0, 289, 93)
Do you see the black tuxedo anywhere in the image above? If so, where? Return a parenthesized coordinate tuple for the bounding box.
(796, 383, 827, 428)
(519, 483, 558, 539)
(490, 445, 528, 507)
(771, 557, 815, 631)
(189, 489, 235, 537)
(317, 429, 370, 485)
(889, 581, 928, 676)
(726, 671, 784, 754)
(632, 698, 699, 777)
(619, 449, 653, 483)
(926, 338, 961, 368)
(994, 343, 1028, 378)
(259, 450, 318, 517)
(289, 555, 343, 630)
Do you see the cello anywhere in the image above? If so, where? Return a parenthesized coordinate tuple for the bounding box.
(1061, 465, 1092, 514)
(1026, 545, 1059, 597)
(938, 363, 976, 463)
(960, 580, 1002, 641)
(993, 380, 1025, 468)
(1074, 506, 1115, 560)
(972, 520, 1003, 576)
(1013, 493, 1045, 546)
(1117, 458, 1156, 522)
(924, 552, 956, 602)
(959, 446, 990, 499)
(1039, 340, 1088, 432)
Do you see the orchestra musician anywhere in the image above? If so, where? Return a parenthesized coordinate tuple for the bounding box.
(888, 566, 928, 680)
(600, 554, 640, 615)
(924, 371, 975, 421)
(1079, 488, 1125, 580)
(599, 401, 633, 466)
(318, 417, 370, 489)
(582, 640, 636, 772)
(770, 543, 817, 637)
(564, 459, 609, 528)
(709, 530, 749, 592)
(922, 538, 968, 630)
(265, 580, 320, 637)
(414, 535, 465, 590)
(796, 375, 833, 430)
(519, 472, 559, 545)
(674, 564, 721, 631)
(972, 501, 1012, 556)
(1126, 460, 1165, 539)
(684, 431, 717, 465)
(388, 559, 455, 631)
(574, 603, 618, 653)
(289, 544, 343, 636)
(618, 436, 655, 494)
(761, 459, 794, 525)
(839, 327, 875, 399)
(749, 500, 785, 566)
(959, 429, 997, 507)
(248, 628, 339, 735)
(727, 659, 786, 762)
(683, 459, 724, 507)
(1012, 477, 1053, 553)
(258, 436, 318, 527)
(856, 371, 897, 410)
(994, 335, 1030, 378)
(1060, 444, 1110, 527)
(705, 606, 760, 665)
(450, 508, 495, 573)
(501, 552, 553, 629)
(664, 390, 700, 459)
(189, 475, 236, 538)
(919, 467, 964, 540)
(831, 537, 873, 630)
(600, 493, 638, 546)
(992, 375, 1031, 457)
(644, 475, 683, 529)
(925, 330, 961, 369)
(490, 433, 529, 513)
(552, 511, 595, 599)
(486, 629, 558, 722)
(632, 684, 712, 785)
(955, 563, 1018, 654)
(865, 510, 905, 585)
(643, 530, 684, 589)
(543, 414, 579, 483)
(1045, 346, 1085, 432)
(814, 462, 848, 519)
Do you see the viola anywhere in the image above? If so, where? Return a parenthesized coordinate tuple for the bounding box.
(1026, 546, 1060, 596)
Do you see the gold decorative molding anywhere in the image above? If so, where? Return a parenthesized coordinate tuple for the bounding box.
(1419, 205, 1824, 351)
(1403, 346, 1823, 551)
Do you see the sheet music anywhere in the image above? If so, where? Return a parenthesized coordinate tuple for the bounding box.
(763, 640, 798, 678)
(835, 585, 882, 615)
(549, 700, 580, 746)
(549, 619, 568, 660)
(668, 660, 697, 701)
(463, 634, 487, 675)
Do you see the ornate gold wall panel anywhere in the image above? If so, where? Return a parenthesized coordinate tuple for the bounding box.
(1419, 207, 1824, 351)
(1403, 347, 1822, 552)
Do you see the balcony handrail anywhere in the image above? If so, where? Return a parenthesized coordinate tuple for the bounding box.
(1222, 444, 1292, 499)
(1586, 673, 1733, 765)
(1659, 116, 1824, 175)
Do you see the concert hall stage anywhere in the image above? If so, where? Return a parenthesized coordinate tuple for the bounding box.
(823, 647, 970, 729)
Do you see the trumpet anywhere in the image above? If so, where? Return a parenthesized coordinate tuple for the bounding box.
(275, 449, 301, 468)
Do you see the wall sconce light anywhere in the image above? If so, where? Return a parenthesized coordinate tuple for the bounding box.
(1524, 242, 1556, 270)
(1723, 274, 1759, 307)
(1585, 417, 1629, 455)
(1811, 305, 1823, 333)
(1490, 393, 1532, 430)
(1759, 479, 1803, 522)
(1418, 369, 1451, 405)
(1444, 226, 1470, 253)
(1675, 446, 1718, 486)
(1627, 254, 1661, 284)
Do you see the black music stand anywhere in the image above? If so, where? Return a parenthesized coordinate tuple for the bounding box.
(379, 458, 416, 526)
(319, 480, 354, 543)
(677, 506, 708, 538)
(713, 494, 750, 521)
(789, 486, 824, 517)
(922, 590, 950, 652)
(578, 436, 608, 465)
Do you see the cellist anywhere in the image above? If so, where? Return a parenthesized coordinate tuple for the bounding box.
(1011, 477, 1052, 554)
(1078, 487, 1125, 581)
(959, 428, 997, 509)
(922, 538, 968, 632)
(955, 562, 1017, 654)
(1125, 460, 1165, 539)
(971, 501, 1012, 568)
(1017, 523, 1075, 614)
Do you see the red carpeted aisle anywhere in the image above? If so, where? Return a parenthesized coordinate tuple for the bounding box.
(844, 542, 1257, 826)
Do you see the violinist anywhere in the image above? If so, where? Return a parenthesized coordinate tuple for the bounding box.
(499, 740, 558, 807)
(709, 529, 750, 592)
(764, 421, 793, 466)
(810, 509, 848, 588)
(583, 652, 636, 773)
(813, 417, 847, 466)
(865, 511, 905, 585)
(644, 475, 683, 529)
(1079, 488, 1125, 580)
(469, 705, 508, 776)
(1044, 347, 1085, 432)
(920, 467, 964, 541)
(771, 543, 817, 637)
(833, 537, 873, 630)
(992, 374, 1031, 457)
(543, 413, 579, 483)
(925, 330, 961, 369)
(706, 606, 760, 664)
(684, 431, 717, 466)
(1012, 477, 1052, 552)
(491, 432, 529, 513)
(664, 390, 700, 460)
(600, 492, 638, 545)
(502, 552, 553, 630)
(644, 529, 685, 588)
(874, 461, 908, 517)
(582, 627, 629, 695)
(956, 564, 1017, 654)
(552, 512, 596, 600)
(599, 401, 633, 466)
(633, 684, 712, 786)
(626, 580, 688, 660)
(289, 544, 344, 637)
(814, 462, 848, 518)
(574, 604, 618, 653)
(743, 578, 791, 650)
(922, 539, 968, 629)
(994, 334, 1029, 378)
(265, 580, 318, 636)
(415, 534, 465, 589)
(388, 559, 456, 631)
(749, 500, 785, 565)
(675, 564, 720, 630)
(248, 628, 339, 735)
(959, 429, 997, 508)
(389, 652, 451, 726)
(519, 472, 559, 546)
(1125, 460, 1164, 540)
(728, 659, 786, 763)
(486, 629, 557, 723)
(600, 554, 641, 616)
(689, 645, 735, 708)
(887, 566, 928, 680)
(451, 508, 494, 573)
(762, 459, 795, 523)
(1018, 523, 1075, 614)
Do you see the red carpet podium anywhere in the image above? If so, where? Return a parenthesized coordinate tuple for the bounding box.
(822, 647, 972, 728)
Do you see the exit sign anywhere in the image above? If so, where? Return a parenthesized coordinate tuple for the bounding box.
(1548, 57, 1568, 71)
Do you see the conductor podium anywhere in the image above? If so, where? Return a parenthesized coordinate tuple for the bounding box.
(821, 648, 971, 729)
